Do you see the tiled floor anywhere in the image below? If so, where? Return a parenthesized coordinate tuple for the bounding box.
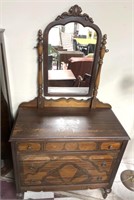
(1, 159, 134, 200)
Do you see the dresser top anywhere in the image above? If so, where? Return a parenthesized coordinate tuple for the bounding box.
(10, 108, 129, 141)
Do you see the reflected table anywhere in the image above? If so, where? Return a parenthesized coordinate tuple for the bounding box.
(48, 70, 76, 87)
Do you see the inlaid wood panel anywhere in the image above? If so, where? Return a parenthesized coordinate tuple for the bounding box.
(19, 153, 115, 186)
(45, 141, 97, 151)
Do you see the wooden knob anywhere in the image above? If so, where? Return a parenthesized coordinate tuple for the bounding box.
(101, 161, 107, 167)
(30, 166, 35, 171)
(97, 176, 102, 181)
(108, 145, 113, 150)
(27, 145, 32, 150)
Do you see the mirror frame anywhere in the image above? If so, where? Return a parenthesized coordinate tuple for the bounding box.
(43, 5, 102, 97)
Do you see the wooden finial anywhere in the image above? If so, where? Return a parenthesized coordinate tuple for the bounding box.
(94, 34, 108, 96)
(37, 29, 44, 108)
(90, 34, 111, 109)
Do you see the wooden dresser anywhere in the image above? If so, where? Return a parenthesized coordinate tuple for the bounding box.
(10, 5, 130, 199)
(10, 103, 129, 199)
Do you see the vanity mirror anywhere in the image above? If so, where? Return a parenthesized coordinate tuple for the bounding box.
(42, 4, 103, 96)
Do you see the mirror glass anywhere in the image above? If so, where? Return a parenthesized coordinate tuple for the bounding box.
(47, 22, 97, 96)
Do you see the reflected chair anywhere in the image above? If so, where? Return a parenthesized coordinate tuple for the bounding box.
(68, 57, 93, 79)
(74, 73, 91, 87)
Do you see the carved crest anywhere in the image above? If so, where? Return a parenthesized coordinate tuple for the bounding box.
(55, 5, 94, 23)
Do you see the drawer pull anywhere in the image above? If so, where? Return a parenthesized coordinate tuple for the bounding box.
(97, 176, 102, 181)
(108, 145, 113, 150)
(101, 161, 107, 167)
(27, 145, 32, 150)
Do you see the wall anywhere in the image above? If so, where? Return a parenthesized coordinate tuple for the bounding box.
(1, 0, 133, 159)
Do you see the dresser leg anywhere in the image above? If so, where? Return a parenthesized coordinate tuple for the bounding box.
(16, 192, 24, 199)
(101, 188, 111, 199)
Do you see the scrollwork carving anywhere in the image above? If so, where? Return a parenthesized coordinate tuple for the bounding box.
(55, 4, 94, 23)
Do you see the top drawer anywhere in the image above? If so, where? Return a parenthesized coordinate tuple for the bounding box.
(16, 141, 122, 153)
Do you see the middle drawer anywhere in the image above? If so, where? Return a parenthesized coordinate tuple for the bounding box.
(45, 141, 97, 151)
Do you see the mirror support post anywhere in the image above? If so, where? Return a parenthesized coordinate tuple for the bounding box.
(91, 34, 110, 109)
(37, 30, 44, 108)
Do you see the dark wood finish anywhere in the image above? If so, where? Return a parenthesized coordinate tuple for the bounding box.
(43, 4, 103, 97)
(48, 69, 76, 87)
(10, 108, 129, 199)
(9, 5, 129, 200)
(10, 108, 129, 140)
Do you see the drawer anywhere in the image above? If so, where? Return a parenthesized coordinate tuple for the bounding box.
(100, 142, 122, 150)
(20, 153, 114, 186)
(17, 142, 42, 152)
(45, 141, 97, 151)
(16, 141, 121, 153)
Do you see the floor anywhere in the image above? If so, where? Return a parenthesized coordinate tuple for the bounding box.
(1, 159, 134, 200)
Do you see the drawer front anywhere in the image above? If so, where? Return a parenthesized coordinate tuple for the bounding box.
(100, 142, 122, 150)
(20, 153, 115, 186)
(17, 142, 42, 152)
(45, 141, 97, 151)
(16, 141, 122, 153)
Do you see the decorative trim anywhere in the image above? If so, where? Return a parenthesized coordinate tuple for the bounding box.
(55, 5, 94, 23)
(44, 97, 91, 108)
(19, 97, 91, 108)
(90, 98, 111, 109)
(19, 97, 38, 108)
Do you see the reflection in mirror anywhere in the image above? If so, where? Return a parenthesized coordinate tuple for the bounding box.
(47, 22, 97, 95)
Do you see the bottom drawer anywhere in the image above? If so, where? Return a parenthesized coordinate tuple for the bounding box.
(20, 153, 115, 186)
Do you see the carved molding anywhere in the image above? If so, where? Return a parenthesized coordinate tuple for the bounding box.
(44, 97, 91, 108)
(19, 97, 91, 108)
(55, 5, 94, 23)
(19, 97, 38, 108)
(23, 155, 108, 185)
(19, 96, 111, 110)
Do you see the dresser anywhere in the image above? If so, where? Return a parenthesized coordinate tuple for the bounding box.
(10, 106, 129, 199)
(10, 5, 130, 199)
